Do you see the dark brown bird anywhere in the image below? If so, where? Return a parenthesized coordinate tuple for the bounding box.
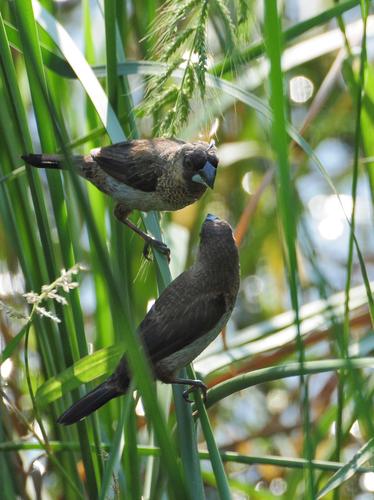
(22, 139, 218, 258)
(57, 214, 239, 425)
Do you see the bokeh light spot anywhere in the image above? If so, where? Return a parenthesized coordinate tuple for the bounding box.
(241, 172, 253, 194)
(361, 472, 374, 492)
(0, 358, 13, 380)
(289, 75, 314, 103)
(318, 217, 344, 240)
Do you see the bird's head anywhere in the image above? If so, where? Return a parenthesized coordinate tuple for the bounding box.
(198, 213, 237, 256)
(181, 141, 218, 190)
(195, 213, 239, 283)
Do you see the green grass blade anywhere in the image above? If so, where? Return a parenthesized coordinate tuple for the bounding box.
(1, 5, 92, 496)
(31, 4, 190, 495)
(7, 1, 362, 80)
(35, 343, 125, 406)
(195, 401, 231, 499)
(2, 440, 374, 473)
(205, 358, 374, 408)
(123, 393, 141, 500)
(317, 438, 374, 499)
(264, 2, 314, 495)
(344, 1, 371, 351)
(104, 0, 118, 110)
(212, 0, 361, 75)
(189, 364, 230, 499)
(173, 379, 205, 500)
(99, 387, 135, 500)
(0, 322, 29, 363)
(13, 2, 102, 495)
(33, 0, 124, 141)
(361, 64, 374, 203)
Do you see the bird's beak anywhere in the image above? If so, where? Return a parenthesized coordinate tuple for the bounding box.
(206, 213, 220, 222)
(192, 161, 217, 189)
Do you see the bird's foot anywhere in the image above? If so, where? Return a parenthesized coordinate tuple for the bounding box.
(143, 238, 171, 262)
(182, 380, 208, 404)
(114, 205, 171, 261)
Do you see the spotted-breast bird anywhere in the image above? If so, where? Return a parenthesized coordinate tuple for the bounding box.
(22, 139, 218, 258)
(57, 213, 239, 425)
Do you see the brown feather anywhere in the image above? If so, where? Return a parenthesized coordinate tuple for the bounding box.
(140, 286, 227, 363)
(92, 139, 184, 192)
(56, 214, 238, 424)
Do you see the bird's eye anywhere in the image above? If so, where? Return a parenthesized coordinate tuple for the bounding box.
(185, 152, 207, 171)
(185, 158, 194, 168)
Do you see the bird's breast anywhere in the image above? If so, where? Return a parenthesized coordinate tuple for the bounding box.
(82, 161, 201, 211)
(156, 172, 206, 210)
(154, 312, 231, 381)
(83, 165, 170, 210)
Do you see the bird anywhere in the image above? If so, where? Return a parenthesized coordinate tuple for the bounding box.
(22, 139, 218, 258)
(57, 213, 240, 425)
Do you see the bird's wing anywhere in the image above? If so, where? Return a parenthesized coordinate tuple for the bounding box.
(139, 288, 227, 363)
(92, 140, 174, 192)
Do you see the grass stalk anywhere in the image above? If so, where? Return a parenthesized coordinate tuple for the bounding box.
(264, 3, 314, 495)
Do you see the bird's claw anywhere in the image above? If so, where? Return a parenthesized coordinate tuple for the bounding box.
(182, 391, 195, 404)
(143, 242, 151, 260)
(182, 381, 208, 404)
(143, 239, 171, 262)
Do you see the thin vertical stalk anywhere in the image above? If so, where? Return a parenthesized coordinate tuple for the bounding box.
(0, 10, 83, 497)
(104, 0, 118, 110)
(264, 1, 314, 497)
(343, 1, 369, 353)
(12, 1, 101, 495)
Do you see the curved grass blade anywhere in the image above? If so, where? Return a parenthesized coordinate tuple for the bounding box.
(6, 1, 362, 80)
(32, 0, 124, 141)
(31, 4, 188, 496)
(2, 440, 374, 473)
(317, 438, 374, 499)
(0, 322, 30, 364)
(3, 52, 373, 322)
(205, 358, 374, 409)
(264, 3, 313, 494)
(35, 343, 125, 407)
(0, 166, 25, 185)
(212, 0, 361, 75)
(10, 1, 99, 495)
(99, 384, 136, 500)
(30, 5, 372, 498)
(195, 282, 373, 379)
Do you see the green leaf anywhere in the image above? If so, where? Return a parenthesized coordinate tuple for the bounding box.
(317, 438, 374, 498)
(32, 4, 189, 497)
(7, 1, 362, 80)
(206, 358, 374, 408)
(99, 384, 136, 500)
(0, 166, 26, 185)
(35, 343, 125, 407)
(0, 322, 30, 364)
(32, 0, 124, 142)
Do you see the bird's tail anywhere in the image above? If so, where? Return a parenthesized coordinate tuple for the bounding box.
(22, 154, 64, 169)
(57, 380, 124, 425)
(22, 153, 86, 171)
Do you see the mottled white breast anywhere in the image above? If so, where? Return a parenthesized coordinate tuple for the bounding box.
(83, 161, 177, 211)
(81, 161, 193, 212)
(108, 179, 169, 211)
